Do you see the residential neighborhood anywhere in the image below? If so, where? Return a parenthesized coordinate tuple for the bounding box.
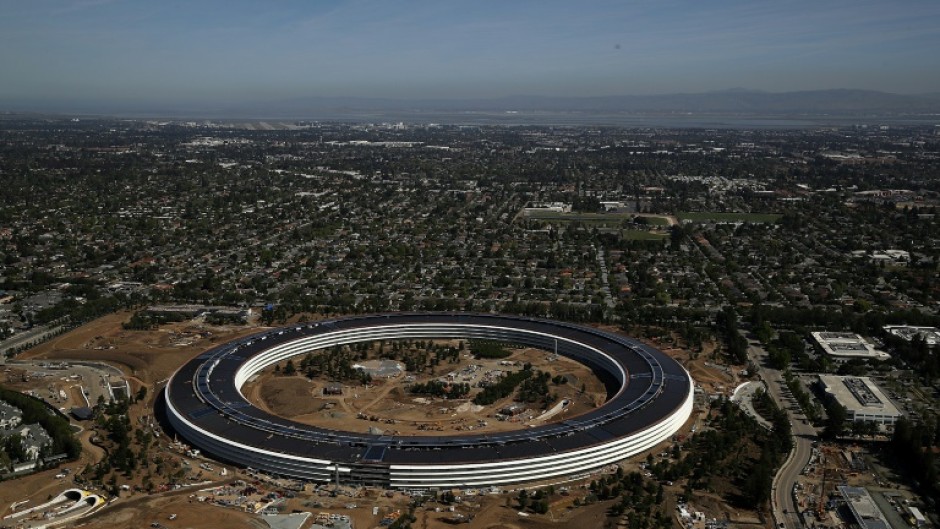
(0, 118, 937, 529)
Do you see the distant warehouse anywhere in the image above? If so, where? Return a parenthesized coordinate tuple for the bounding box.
(883, 325, 940, 347)
(818, 375, 901, 428)
(810, 332, 890, 361)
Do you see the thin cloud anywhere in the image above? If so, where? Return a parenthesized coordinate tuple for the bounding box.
(50, 0, 123, 16)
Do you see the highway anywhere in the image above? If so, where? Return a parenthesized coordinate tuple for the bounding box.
(0, 323, 67, 358)
(743, 334, 817, 529)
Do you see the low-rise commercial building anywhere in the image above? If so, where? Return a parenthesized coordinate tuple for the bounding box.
(811, 332, 890, 360)
(839, 486, 892, 529)
(818, 375, 901, 427)
(884, 325, 940, 346)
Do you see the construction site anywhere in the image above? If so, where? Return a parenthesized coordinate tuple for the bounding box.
(789, 442, 924, 529)
(0, 311, 767, 529)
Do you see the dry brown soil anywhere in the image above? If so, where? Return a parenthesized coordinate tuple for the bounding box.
(243, 344, 607, 437)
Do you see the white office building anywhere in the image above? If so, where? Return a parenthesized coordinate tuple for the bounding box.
(884, 325, 940, 346)
(818, 375, 901, 427)
(811, 332, 890, 360)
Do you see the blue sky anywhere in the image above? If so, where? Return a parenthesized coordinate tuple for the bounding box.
(1, 0, 939, 106)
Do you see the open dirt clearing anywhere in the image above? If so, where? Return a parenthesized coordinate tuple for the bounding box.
(243, 345, 607, 437)
(21, 311, 261, 385)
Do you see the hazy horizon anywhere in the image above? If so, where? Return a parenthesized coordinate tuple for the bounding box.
(2, 0, 940, 112)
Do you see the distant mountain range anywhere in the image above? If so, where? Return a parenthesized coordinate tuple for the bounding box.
(262, 89, 940, 116)
(4, 89, 940, 119)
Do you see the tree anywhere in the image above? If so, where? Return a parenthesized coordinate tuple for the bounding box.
(669, 225, 684, 250)
(742, 460, 773, 509)
(823, 400, 847, 439)
(517, 489, 529, 509)
(3, 433, 26, 462)
(283, 359, 296, 376)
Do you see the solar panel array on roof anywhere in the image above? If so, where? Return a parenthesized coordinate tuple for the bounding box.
(498, 439, 550, 458)
(585, 427, 618, 443)
(362, 445, 388, 462)
(545, 431, 595, 451)
(190, 407, 216, 419)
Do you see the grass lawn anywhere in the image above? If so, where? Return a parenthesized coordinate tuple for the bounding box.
(525, 211, 633, 222)
(638, 216, 670, 226)
(621, 230, 668, 241)
(677, 212, 782, 223)
(524, 211, 672, 225)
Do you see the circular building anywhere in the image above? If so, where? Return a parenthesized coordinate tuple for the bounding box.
(164, 313, 693, 489)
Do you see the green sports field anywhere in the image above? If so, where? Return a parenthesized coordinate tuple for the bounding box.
(676, 212, 782, 223)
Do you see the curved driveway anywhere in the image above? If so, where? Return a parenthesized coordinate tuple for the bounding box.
(744, 334, 816, 529)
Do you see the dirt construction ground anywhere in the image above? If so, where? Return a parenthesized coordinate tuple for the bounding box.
(80, 492, 267, 529)
(0, 312, 265, 527)
(20, 311, 261, 385)
(69, 485, 624, 529)
(242, 344, 608, 437)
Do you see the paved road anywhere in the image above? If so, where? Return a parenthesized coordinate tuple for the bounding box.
(730, 381, 772, 430)
(776, 432, 815, 529)
(743, 334, 817, 529)
(0, 324, 67, 358)
(595, 246, 616, 309)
